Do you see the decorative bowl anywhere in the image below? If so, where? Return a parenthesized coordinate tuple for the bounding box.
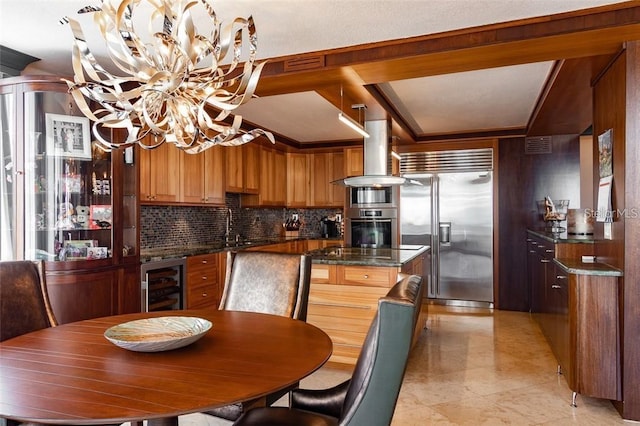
(104, 316, 212, 352)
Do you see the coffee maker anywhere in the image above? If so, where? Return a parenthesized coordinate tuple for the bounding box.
(320, 217, 340, 238)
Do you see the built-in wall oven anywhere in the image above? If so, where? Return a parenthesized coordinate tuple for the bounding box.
(346, 186, 398, 248)
(346, 207, 397, 248)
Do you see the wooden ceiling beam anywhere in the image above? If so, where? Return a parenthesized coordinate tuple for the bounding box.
(256, 4, 640, 92)
(250, 3, 640, 146)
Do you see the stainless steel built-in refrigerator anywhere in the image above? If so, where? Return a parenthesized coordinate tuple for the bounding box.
(400, 172, 493, 303)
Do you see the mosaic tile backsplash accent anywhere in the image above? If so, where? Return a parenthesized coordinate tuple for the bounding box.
(141, 194, 343, 249)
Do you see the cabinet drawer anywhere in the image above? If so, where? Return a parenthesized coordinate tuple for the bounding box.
(187, 281, 219, 309)
(187, 253, 218, 274)
(337, 265, 396, 287)
(310, 264, 337, 284)
(186, 253, 219, 308)
(309, 283, 388, 312)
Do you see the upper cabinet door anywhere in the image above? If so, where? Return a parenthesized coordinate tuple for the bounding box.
(225, 145, 244, 193)
(140, 142, 180, 203)
(344, 147, 363, 177)
(178, 146, 225, 205)
(286, 152, 309, 207)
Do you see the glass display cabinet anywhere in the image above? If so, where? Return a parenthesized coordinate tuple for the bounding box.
(0, 75, 140, 323)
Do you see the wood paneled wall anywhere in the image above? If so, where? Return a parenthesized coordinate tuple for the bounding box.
(590, 41, 640, 421)
(593, 52, 626, 268)
(497, 136, 581, 311)
(622, 40, 640, 423)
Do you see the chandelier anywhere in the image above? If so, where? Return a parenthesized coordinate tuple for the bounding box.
(62, 0, 274, 154)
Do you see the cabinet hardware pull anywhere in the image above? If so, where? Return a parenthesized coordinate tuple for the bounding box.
(202, 260, 207, 264)
(202, 276, 207, 280)
(551, 284, 561, 289)
(363, 274, 369, 279)
(529, 250, 536, 253)
(546, 249, 554, 253)
(556, 275, 567, 280)
(202, 292, 207, 297)
(541, 259, 551, 263)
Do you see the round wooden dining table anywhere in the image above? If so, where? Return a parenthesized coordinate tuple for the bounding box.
(0, 309, 333, 425)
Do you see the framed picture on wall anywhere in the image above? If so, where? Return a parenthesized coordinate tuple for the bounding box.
(45, 113, 92, 160)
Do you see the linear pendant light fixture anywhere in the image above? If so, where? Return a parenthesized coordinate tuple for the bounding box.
(338, 86, 370, 138)
(338, 112, 370, 138)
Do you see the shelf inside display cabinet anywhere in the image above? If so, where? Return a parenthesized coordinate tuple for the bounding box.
(29, 154, 114, 262)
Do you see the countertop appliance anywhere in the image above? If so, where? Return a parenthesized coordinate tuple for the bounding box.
(320, 217, 340, 238)
(399, 149, 494, 305)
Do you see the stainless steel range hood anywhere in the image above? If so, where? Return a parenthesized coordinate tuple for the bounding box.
(334, 119, 415, 187)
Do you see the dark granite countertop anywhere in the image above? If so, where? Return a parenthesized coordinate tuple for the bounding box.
(554, 258, 623, 277)
(307, 245, 430, 267)
(140, 237, 342, 263)
(527, 229, 596, 244)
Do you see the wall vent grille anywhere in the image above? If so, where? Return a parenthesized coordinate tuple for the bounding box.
(283, 55, 325, 72)
(525, 136, 552, 154)
(400, 148, 493, 174)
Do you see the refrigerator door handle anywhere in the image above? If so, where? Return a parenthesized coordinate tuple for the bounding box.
(431, 176, 440, 297)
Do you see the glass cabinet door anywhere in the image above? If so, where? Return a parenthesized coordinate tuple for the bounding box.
(0, 89, 16, 261)
(23, 90, 113, 261)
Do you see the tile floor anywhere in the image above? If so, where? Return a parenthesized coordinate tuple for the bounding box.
(178, 304, 635, 425)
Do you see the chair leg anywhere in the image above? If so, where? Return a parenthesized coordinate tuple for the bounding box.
(147, 417, 178, 426)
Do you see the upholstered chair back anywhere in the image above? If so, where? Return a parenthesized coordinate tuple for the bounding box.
(233, 274, 423, 426)
(339, 291, 417, 425)
(0, 260, 58, 342)
(219, 251, 312, 321)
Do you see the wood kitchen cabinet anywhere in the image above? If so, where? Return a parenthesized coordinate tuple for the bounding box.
(553, 261, 621, 402)
(309, 152, 345, 207)
(286, 152, 309, 207)
(180, 145, 225, 205)
(186, 253, 221, 309)
(307, 264, 399, 365)
(526, 231, 621, 403)
(226, 143, 260, 194)
(139, 142, 181, 203)
(344, 147, 364, 177)
(242, 146, 286, 206)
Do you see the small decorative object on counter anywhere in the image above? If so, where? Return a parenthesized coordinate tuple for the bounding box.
(539, 196, 570, 233)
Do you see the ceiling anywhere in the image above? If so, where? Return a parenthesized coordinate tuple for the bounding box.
(0, 0, 635, 148)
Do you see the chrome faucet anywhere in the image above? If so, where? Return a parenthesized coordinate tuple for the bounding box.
(225, 208, 233, 242)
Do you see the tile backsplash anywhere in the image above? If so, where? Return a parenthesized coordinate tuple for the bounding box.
(141, 194, 342, 249)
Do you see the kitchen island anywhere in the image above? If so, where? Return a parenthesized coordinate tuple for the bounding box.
(306, 245, 430, 366)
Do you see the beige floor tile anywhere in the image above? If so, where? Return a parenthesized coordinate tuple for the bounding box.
(169, 304, 631, 425)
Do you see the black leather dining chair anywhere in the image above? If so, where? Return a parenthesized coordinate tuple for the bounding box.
(204, 250, 313, 421)
(232, 275, 423, 426)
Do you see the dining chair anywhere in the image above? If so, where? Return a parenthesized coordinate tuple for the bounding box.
(0, 260, 58, 342)
(204, 250, 312, 421)
(1, 260, 58, 426)
(232, 274, 423, 426)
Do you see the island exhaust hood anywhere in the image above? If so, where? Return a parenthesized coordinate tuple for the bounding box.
(334, 119, 417, 187)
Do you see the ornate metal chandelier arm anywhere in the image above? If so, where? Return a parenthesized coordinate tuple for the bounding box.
(64, 0, 273, 153)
